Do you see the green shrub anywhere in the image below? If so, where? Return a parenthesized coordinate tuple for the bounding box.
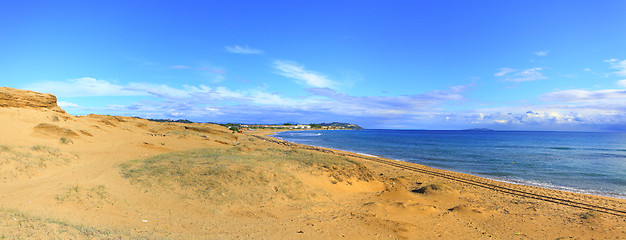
(59, 137, 73, 144)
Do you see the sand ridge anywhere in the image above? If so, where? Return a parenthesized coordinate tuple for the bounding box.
(0, 87, 625, 239)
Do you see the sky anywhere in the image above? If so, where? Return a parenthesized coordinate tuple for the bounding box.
(2, 1, 626, 131)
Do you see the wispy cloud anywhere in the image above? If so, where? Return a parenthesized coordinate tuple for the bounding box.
(605, 59, 626, 77)
(273, 60, 338, 88)
(171, 65, 191, 69)
(225, 45, 264, 55)
(304, 83, 473, 117)
(541, 89, 626, 102)
(24, 77, 300, 111)
(534, 50, 548, 56)
(494, 68, 516, 77)
(495, 67, 547, 82)
(197, 67, 225, 74)
(618, 79, 626, 87)
(24, 77, 142, 97)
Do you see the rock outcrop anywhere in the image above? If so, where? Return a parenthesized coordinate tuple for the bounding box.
(0, 87, 65, 113)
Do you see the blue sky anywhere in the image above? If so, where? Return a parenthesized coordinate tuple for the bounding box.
(2, 1, 626, 131)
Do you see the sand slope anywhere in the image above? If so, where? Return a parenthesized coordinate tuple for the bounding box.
(0, 87, 624, 239)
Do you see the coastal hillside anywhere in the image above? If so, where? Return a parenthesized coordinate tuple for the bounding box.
(0, 87, 624, 239)
(319, 122, 364, 130)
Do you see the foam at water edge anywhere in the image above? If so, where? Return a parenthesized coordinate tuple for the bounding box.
(482, 175, 626, 199)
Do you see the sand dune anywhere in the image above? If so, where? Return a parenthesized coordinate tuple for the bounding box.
(0, 87, 624, 239)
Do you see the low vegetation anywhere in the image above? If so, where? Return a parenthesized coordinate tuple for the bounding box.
(0, 145, 78, 181)
(166, 130, 202, 137)
(0, 208, 146, 239)
(56, 184, 114, 209)
(59, 137, 73, 144)
(145, 118, 194, 124)
(119, 144, 376, 204)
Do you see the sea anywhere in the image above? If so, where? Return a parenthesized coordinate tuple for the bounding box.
(272, 129, 626, 199)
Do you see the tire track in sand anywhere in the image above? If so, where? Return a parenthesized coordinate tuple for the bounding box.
(254, 135, 626, 217)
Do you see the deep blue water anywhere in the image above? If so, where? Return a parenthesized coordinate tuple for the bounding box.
(273, 130, 626, 198)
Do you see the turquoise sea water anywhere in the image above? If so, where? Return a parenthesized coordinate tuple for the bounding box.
(273, 130, 626, 198)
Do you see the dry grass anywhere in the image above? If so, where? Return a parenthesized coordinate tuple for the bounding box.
(0, 145, 11, 152)
(0, 208, 150, 239)
(0, 145, 78, 182)
(166, 130, 202, 137)
(119, 145, 376, 204)
(56, 185, 115, 209)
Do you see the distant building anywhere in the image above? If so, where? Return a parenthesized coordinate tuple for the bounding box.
(242, 123, 356, 130)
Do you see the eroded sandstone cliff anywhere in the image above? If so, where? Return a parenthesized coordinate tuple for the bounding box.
(0, 87, 65, 113)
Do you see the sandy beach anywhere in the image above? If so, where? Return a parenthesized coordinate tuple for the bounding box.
(1, 87, 625, 239)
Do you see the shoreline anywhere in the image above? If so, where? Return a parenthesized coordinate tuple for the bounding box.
(256, 130, 626, 215)
(268, 129, 626, 200)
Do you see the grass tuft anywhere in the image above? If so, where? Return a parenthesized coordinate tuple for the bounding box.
(56, 185, 113, 209)
(580, 211, 596, 220)
(0, 145, 12, 152)
(59, 137, 73, 144)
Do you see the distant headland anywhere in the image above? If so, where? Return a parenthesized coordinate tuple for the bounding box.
(229, 122, 363, 131)
(143, 119, 363, 131)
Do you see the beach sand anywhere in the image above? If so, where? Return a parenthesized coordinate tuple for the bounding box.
(1, 87, 625, 239)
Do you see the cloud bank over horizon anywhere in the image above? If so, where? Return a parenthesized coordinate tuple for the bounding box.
(23, 69, 626, 132)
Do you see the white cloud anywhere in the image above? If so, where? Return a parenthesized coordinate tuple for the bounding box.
(606, 59, 626, 77)
(495, 67, 547, 82)
(494, 68, 516, 77)
(250, 91, 296, 106)
(56, 78, 299, 107)
(534, 50, 548, 56)
(273, 60, 338, 88)
(204, 107, 223, 115)
(541, 89, 626, 102)
(467, 101, 626, 130)
(305, 83, 473, 117)
(24, 77, 142, 97)
(225, 45, 264, 55)
(469, 109, 609, 126)
(171, 65, 191, 69)
(618, 79, 626, 87)
(212, 86, 246, 100)
(124, 82, 192, 98)
(57, 101, 79, 108)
